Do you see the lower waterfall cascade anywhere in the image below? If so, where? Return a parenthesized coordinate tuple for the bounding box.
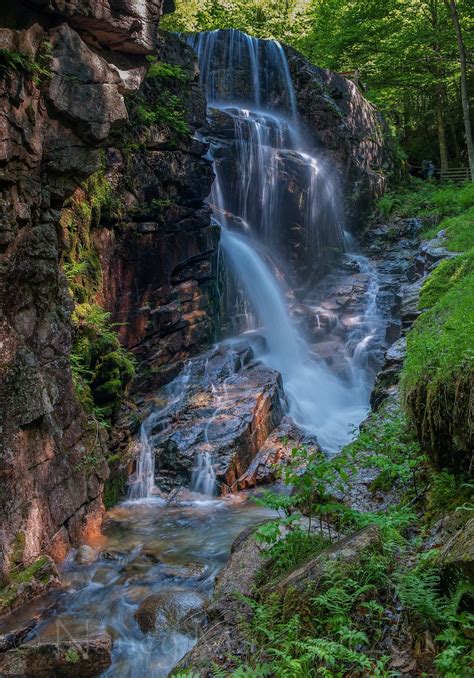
(0, 29, 393, 678)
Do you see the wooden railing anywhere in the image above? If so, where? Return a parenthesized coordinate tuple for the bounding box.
(408, 164, 472, 183)
(440, 166, 472, 183)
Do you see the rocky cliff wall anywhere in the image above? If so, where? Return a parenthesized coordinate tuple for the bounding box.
(0, 0, 169, 582)
(285, 47, 394, 227)
(92, 33, 218, 393)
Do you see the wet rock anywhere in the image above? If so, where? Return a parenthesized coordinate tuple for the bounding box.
(149, 341, 287, 493)
(99, 548, 128, 562)
(75, 545, 98, 566)
(231, 416, 320, 490)
(370, 337, 406, 410)
(157, 562, 207, 580)
(0, 618, 40, 653)
(284, 47, 394, 227)
(134, 590, 205, 635)
(175, 524, 269, 674)
(400, 278, 424, 331)
(0, 634, 113, 677)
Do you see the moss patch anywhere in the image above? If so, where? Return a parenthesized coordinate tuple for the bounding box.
(61, 171, 136, 427)
(418, 250, 474, 309)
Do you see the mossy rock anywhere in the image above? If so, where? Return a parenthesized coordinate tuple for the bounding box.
(0, 556, 60, 616)
(438, 517, 474, 582)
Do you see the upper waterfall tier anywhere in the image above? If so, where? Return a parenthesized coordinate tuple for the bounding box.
(186, 29, 297, 113)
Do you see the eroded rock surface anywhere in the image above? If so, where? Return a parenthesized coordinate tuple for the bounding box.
(93, 33, 218, 393)
(0, 0, 167, 580)
(126, 338, 288, 493)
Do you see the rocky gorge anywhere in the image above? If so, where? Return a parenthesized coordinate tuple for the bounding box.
(0, 2, 472, 677)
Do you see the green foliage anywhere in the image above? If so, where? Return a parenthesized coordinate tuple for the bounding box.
(344, 403, 425, 496)
(402, 270, 474, 391)
(71, 303, 136, 424)
(418, 249, 474, 308)
(145, 57, 189, 82)
(61, 171, 136, 426)
(376, 180, 474, 223)
(426, 472, 474, 518)
(0, 41, 53, 84)
(259, 529, 329, 582)
(135, 97, 190, 135)
(64, 648, 80, 664)
(120, 59, 191, 147)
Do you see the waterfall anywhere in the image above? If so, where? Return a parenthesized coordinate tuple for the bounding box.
(188, 29, 379, 452)
(127, 364, 192, 500)
(191, 453, 217, 496)
(127, 423, 156, 501)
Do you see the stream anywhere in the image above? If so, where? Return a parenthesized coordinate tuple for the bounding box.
(0, 29, 389, 676)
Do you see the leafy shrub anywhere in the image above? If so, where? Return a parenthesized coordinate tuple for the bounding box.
(145, 57, 189, 82)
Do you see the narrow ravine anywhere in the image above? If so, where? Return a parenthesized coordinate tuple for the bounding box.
(0, 30, 391, 677)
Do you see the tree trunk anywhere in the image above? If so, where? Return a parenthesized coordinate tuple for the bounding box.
(446, 0, 474, 180)
(436, 94, 449, 173)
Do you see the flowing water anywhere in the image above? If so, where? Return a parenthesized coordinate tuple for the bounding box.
(189, 28, 381, 452)
(1, 29, 387, 676)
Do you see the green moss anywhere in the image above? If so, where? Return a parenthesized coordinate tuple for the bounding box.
(11, 532, 25, 565)
(61, 171, 136, 427)
(10, 556, 49, 585)
(419, 249, 474, 309)
(402, 272, 474, 392)
(424, 207, 474, 252)
(103, 472, 127, 510)
(64, 648, 80, 664)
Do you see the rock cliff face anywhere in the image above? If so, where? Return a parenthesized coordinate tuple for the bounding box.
(285, 47, 393, 227)
(93, 33, 218, 393)
(0, 0, 169, 580)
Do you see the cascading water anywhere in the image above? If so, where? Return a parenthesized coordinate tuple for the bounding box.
(127, 422, 156, 500)
(188, 29, 380, 452)
(127, 363, 193, 500)
(191, 453, 217, 496)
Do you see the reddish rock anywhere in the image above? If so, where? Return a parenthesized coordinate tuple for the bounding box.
(148, 341, 287, 493)
(231, 416, 320, 491)
(0, 1, 166, 580)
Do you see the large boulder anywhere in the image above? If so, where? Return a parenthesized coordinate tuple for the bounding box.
(134, 589, 205, 635)
(0, 634, 112, 677)
(27, 0, 172, 54)
(147, 340, 287, 492)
